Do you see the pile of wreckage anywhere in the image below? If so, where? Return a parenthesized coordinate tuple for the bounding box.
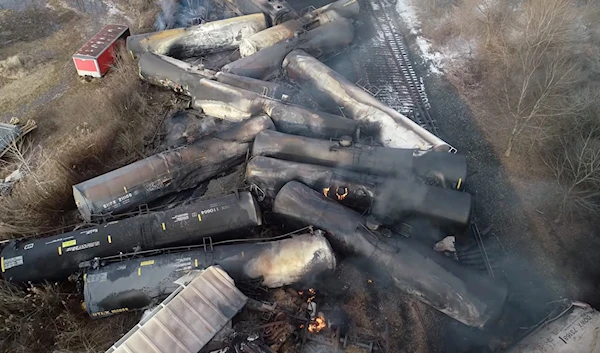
(3, 1, 600, 352)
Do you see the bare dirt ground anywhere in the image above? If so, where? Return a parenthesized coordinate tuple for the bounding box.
(0, 0, 157, 139)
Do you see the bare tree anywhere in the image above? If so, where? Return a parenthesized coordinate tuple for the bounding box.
(544, 123, 600, 220)
(481, 0, 588, 156)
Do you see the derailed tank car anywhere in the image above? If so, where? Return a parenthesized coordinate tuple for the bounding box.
(505, 301, 600, 353)
(238, 0, 360, 57)
(221, 0, 298, 25)
(137, 53, 358, 140)
(221, 19, 355, 81)
(73, 116, 274, 221)
(246, 156, 472, 233)
(83, 233, 336, 318)
(1, 192, 261, 283)
(284, 49, 452, 151)
(252, 130, 468, 189)
(126, 14, 268, 59)
(273, 181, 507, 329)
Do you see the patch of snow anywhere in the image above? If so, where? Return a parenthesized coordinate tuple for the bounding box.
(395, 0, 447, 75)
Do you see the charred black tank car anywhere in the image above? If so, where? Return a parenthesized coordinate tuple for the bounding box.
(252, 130, 468, 189)
(1, 192, 261, 283)
(246, 156, 472, 233)
(73, 116, 273, 221)
(83, 233, 335, 318)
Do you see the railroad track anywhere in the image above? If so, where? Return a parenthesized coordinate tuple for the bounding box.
(352, 0, 438, 135)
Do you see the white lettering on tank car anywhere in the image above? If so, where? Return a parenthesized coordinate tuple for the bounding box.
(3, 256, 23, 270)
(80, 228, 98, 235)
(64, 241, 101, 252)
(172, 213, 190, 222)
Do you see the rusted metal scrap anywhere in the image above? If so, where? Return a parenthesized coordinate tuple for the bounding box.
(83, 233, 336, 318)
(73, 115, 274, 221)
(221, 19, 355, 81)
(273, 181, 507, 329)
(126, 14, 268, 59)
(239, 0, 360, 57)
(284, 49, 452, 151)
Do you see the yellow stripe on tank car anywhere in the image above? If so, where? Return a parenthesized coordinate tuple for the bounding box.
(107, 235, 112, 244)
(1, 257, 4, 273)
(162, 222, 166, 230)
(138, 268, 141, 276)
(62, 239, 76, 248)
(457, 178, 463, 189)
(58, 247, 62, 255)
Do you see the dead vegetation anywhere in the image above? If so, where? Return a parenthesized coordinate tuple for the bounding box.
(412, 0, 600, 220)
(0, 49, 172, 352)
(0, 281, 139, 353)
(0, 48, 173, 240)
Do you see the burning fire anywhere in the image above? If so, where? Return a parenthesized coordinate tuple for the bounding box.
(323, 187, 349, 200)
(336, 187, 348, 201)
(308, 315, 326, 333)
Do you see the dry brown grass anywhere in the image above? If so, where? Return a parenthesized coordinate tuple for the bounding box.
(0, 281, 140, 353)
(0, 48, 173, 240)
(0, 49, 170, 353)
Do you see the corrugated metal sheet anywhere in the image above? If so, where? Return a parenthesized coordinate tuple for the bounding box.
(106, 266, 248, 353)
(0, 123, 21, 156)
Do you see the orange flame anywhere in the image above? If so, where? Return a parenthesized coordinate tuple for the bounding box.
(323, 188, 330, 197)
(336, 187, 348, 201)
(308, 316, 326, 333)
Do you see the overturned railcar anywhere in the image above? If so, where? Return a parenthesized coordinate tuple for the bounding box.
(73, 116, 273, 221)
(284, 49, 452, 151)
(252, 130, 467, 189)
(222, 0, 298, 25)
(126, 14, 267, 59)
(137, 53, 357, 139)
(138, 52, 290, 100)
(188, 79, 358, 139)
(83, 233, 336, 318)
(246, 156, 471, 233)
(505, 301, 600, 353)
(273, 181, 507, 329)
(239, 0, 360, 57)
(222, 19, 355, 80)
(1, 192, 261, 283)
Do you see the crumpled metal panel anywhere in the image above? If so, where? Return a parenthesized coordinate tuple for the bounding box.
(106, 266, 247, 353)
(0, 123, 21, 156)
